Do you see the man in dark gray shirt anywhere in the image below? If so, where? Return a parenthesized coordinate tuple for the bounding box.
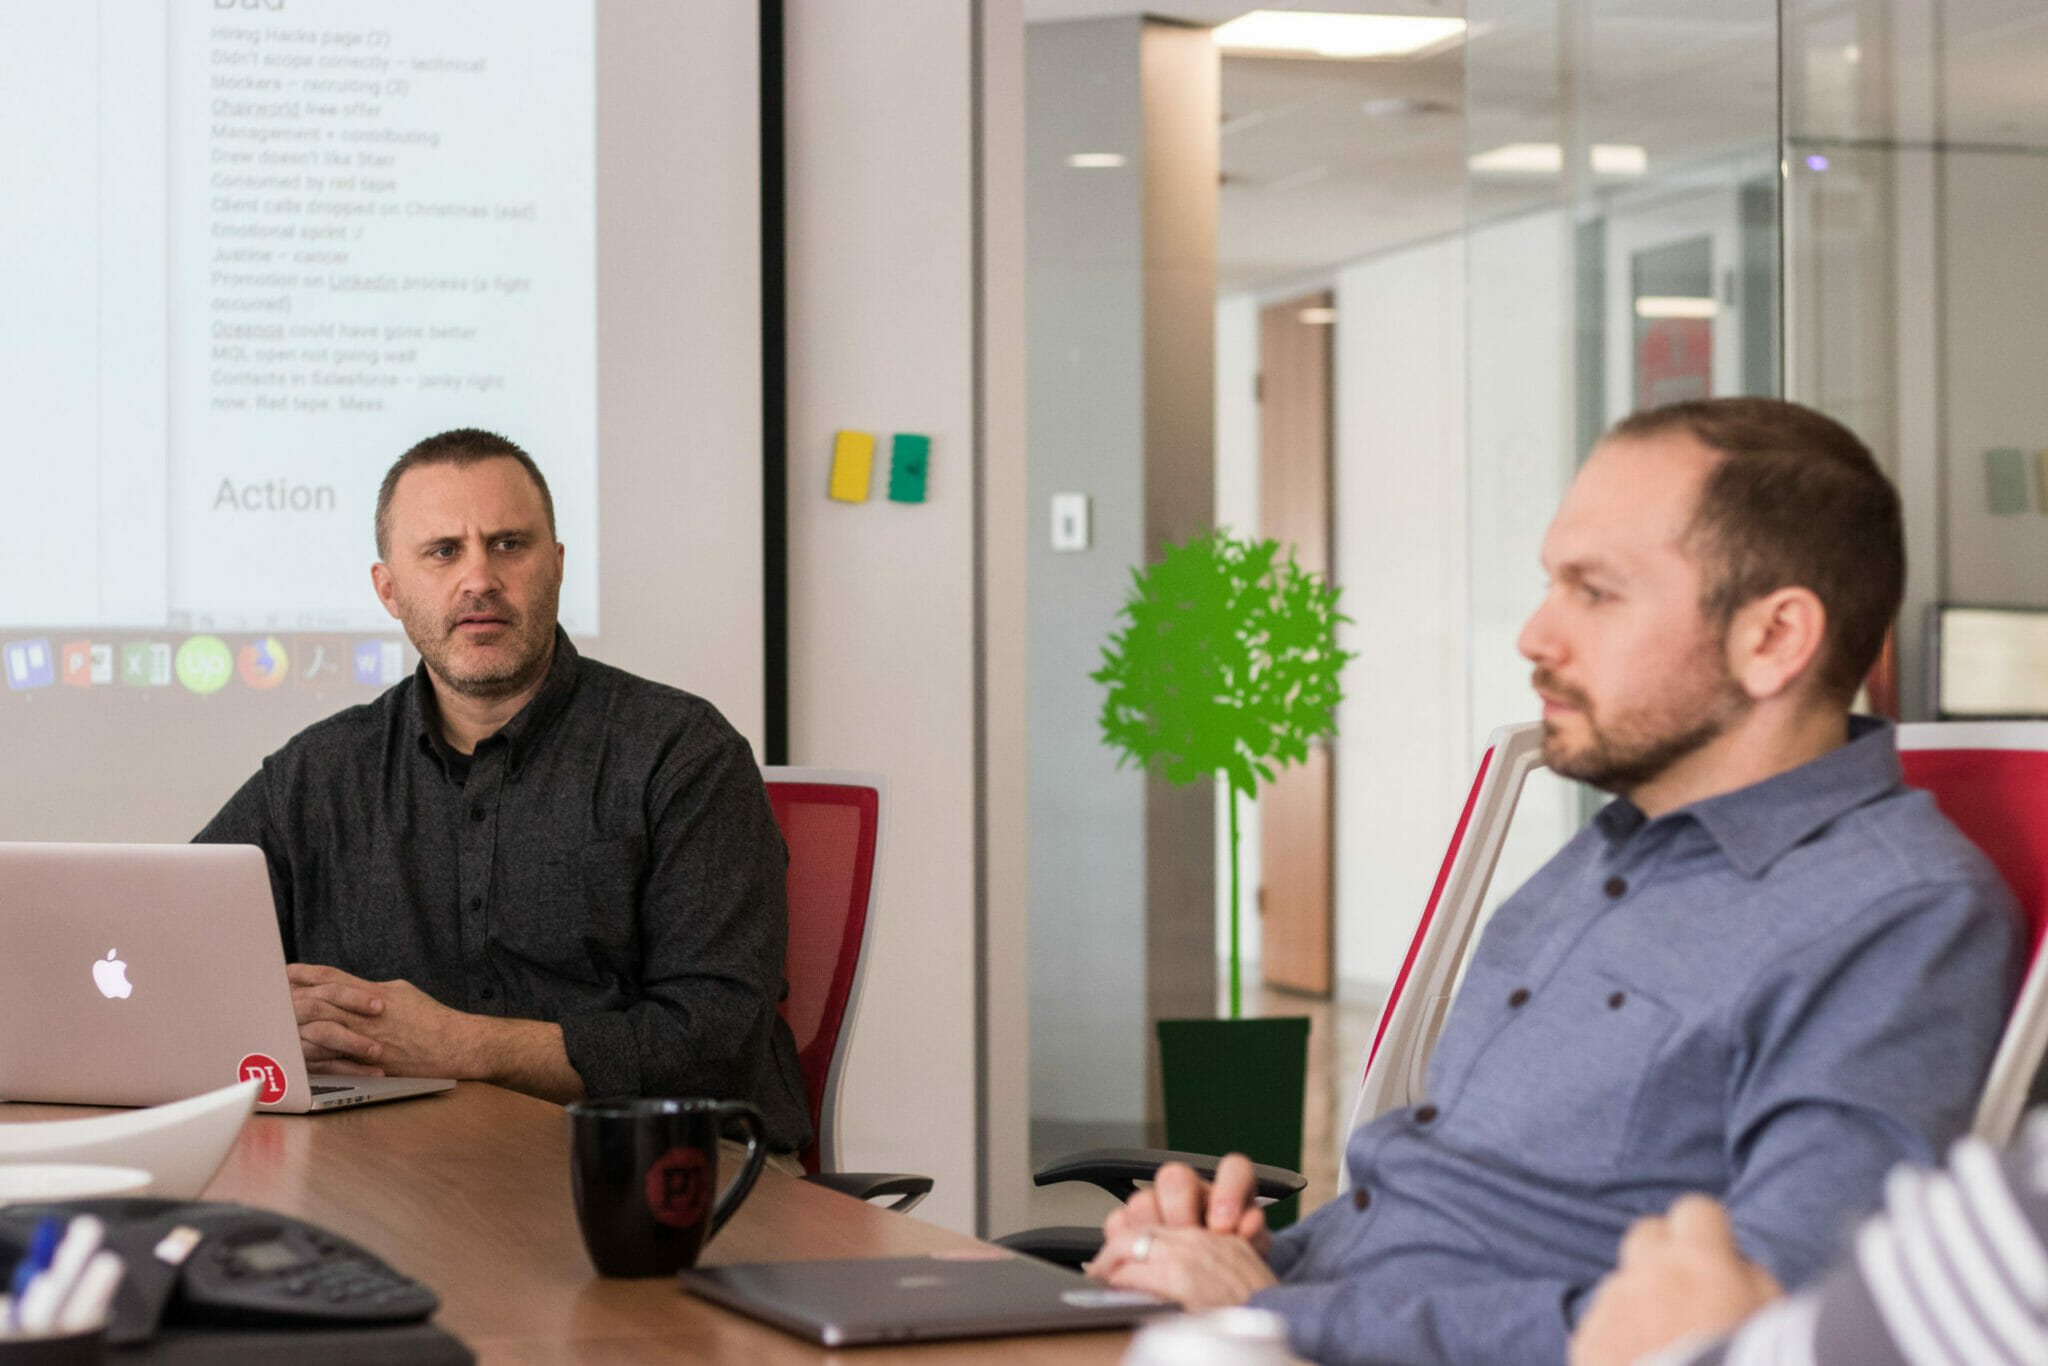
(197, 430, 809, 1152)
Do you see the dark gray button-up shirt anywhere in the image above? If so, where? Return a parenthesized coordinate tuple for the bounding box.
(1252, 719, 2021, 1366)
(196, 630, 810, 1152)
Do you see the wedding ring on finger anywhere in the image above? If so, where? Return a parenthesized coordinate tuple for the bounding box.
(1132, 1231, 1154, 1263)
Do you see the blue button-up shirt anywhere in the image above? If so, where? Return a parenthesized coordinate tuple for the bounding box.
(1251, 719, 2021, 1366)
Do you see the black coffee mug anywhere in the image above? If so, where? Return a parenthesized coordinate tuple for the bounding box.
(566, 1097, 767, 1277)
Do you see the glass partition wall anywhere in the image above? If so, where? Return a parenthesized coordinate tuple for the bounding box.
(1015, 0, 2048, 1232)
(1784, 0, 2048, 721)
(1467, 0, 2048, 894)
(1465, 0, 1782, 895)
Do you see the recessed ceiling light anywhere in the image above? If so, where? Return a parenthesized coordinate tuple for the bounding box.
(1467, 142, 1562, 174)
(1634, 296, 1719, 319)
(1213, 11, 1467, 59)
(1466, 143, 1647, 176)
(1590, 144, 1647, 175)
(1065, 152, 1127, 169)
(1298, 307, 1338, 325)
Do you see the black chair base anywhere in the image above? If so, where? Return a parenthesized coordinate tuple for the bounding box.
(991, 1224, 1102, 1270)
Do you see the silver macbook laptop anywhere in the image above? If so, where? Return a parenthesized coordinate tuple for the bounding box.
(677, 1252, 1170, 1346)
(0, 842, 453, 1114)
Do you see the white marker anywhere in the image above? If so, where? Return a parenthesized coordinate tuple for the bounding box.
(54, 1251, 124, 1334)
(15, 1216, 105, 1334)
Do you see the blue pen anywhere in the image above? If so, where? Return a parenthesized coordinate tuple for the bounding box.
(6, 1218, 62, 1331)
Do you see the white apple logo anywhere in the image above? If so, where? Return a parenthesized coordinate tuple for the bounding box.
(92, 949, 133, 1000)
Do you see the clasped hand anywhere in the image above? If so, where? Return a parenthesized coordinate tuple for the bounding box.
(1083, 1154, 1279, 1311)
(1569, 1196, 1783, 1366)
(289, 962, 472, 1079)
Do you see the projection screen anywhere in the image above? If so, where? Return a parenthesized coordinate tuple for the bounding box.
(0, 0, 766, 839)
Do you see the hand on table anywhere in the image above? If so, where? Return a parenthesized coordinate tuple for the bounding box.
(1088, 1224, 1279, 1310)
(289, 962, 584, 1102)
(289, 962, 473, 1079)
(1570, 1196, 1783, 1366)
(1100, 1154, 1273, 1254)
(1083, 1155, 1277, 1310)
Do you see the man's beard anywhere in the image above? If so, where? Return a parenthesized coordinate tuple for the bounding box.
(1532, 657, 1751, 795)
(402, 585, 559, 701)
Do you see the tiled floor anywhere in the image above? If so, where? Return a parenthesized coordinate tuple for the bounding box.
(1019, 981, 1386, 1237)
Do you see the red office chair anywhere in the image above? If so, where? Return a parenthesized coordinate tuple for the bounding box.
(1346, 720, 2048, 1178)
(1896, 722, 2048, 1145)
(763, 768, 932, 1212)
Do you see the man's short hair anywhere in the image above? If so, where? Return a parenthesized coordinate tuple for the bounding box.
(1607, 397, 1903, 704)
(374, 429, 556, 559)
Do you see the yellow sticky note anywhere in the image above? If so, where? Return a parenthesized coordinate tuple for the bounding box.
(829, 431, 875, 503)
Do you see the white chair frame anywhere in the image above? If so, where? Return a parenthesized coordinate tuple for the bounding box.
(1345, 719, 2048, 1185)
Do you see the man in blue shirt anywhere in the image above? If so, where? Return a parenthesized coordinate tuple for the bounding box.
(1087, 398, 2021, 1365)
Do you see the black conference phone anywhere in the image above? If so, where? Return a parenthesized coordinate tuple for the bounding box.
(0, 1199, 438, 1344)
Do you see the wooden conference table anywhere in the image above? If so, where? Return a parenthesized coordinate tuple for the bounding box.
(3, 1085, 1133, 1365)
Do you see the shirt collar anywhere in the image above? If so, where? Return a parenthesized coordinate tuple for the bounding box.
(1594, 715, 1902, 877)
(410, 627, 581, 775)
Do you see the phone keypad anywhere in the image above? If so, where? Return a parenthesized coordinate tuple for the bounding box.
(189, 1221, 439, 1325)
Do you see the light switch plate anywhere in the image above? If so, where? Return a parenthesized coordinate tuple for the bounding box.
(1051, 493, 1091, 552)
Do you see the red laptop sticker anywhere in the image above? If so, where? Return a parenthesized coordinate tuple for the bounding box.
(238, 1053, 289, 1105)
(644, 1146, 711, 1228)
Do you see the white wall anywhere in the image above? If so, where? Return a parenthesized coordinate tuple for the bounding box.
(1213, 291, 1262, 973)
(595, 0, 764, 747)
(1328, 235, 1472, 996)
(783, 0, 1025, 1237)
(1941, 152, 2048, 608)
(1466, 209, 1581, 912)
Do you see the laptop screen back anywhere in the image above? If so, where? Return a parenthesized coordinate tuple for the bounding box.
(0, 843, 313, 1111)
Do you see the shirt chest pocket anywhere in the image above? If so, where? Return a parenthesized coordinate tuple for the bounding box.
(1449, 971, 1681, 1173)
(503, 835, 647, 986)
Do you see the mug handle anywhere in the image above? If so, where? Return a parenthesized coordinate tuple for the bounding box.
(707, 1100, 768, 1240)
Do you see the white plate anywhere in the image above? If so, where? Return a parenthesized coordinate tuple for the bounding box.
(0, 1163, 151, 1205)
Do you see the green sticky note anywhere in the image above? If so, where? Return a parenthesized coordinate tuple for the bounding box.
(888, 433, 930, 504)
(1986, 448, 2029, 515)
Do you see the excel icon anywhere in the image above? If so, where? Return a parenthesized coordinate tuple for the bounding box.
(121, 642, 173, 688)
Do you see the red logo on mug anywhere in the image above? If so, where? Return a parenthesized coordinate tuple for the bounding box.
(237, 1053, 289, 1105)
(644, 1146, 711, 1228)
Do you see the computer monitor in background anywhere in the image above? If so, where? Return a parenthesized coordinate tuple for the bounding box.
(1931, 605, 2048, 719)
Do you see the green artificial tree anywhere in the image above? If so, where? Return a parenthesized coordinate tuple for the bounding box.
(1093, 528, 1354, 1018)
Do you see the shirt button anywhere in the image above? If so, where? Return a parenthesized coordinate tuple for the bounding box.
(1608, 991, 1626, 1009)
(1508, 988, 1530, 1008)
(1351, 1188, 1371, 1212)
(1603, 876, 1627, 898)
(478, 986, 496, 1001)
(1413, 1105, 1439, 1124)
(468, 896, 481, 911)
(470, 806, 485, 822)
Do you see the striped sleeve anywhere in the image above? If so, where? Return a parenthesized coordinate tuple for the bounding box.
(1674, 1113, 2048, 1366)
